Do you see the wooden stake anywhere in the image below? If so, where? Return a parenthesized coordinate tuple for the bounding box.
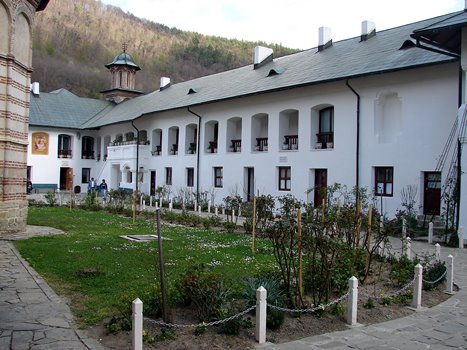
(252, 195, 256, 254)
(297, 209, 303, 298)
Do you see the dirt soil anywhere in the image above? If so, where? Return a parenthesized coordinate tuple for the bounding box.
(85, 279, 453, 350)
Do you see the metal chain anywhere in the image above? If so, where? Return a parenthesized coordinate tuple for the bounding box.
(360, 276, 416, 301)
(422, 268, 447, 284)
(267, 291, 349, 314)
(145, 304, 256, 329)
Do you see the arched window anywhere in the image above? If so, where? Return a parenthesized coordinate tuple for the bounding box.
(81, 136, 94, 159)
(58, 134, 72, 158)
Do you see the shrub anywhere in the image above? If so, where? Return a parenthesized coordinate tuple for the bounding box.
(44, 192, 57, 206)
(390, 256, 418, 286)
(423, 260, 446, 291)
(181, 265, 231, 321)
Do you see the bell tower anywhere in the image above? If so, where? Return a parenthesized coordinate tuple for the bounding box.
(101, 44, 144, 104)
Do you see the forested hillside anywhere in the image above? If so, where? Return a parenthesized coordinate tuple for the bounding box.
(32, 0, 298, 98)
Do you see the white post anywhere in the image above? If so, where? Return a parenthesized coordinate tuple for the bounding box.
(435, 243, 441, 261)
(222, 207, 225, 215)
(405, 237, 411, 260)
(194, 200, 197, 212)
(255, 286, 267, 344)
(458, 226, 464, 249)
(428, 222, 433, 244)
(238, 208, 242, 217)
(169, 201, 173, 211)
(198, 205, 202, 214)
(149, 196, 153, 207)
(208, 200, 211, 213)
(446, 254, 454, 294)
(232, 209, 236, 222)
(140, 195, 143, 207)
(215, 207, 218, 216)
(346, 276, 358, 325)
(132, 298, 143, 350)
(402, 218, 407, 238)
(142, 200, 146, 211)
(412, 264, 423, 309)
(159, 198, 162, 209)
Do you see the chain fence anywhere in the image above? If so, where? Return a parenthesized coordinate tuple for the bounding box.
(267, 291, 349, 314)
(145, 304, 256, 329)
(422, 267, 447, 284)
(360, 276, 416, 302)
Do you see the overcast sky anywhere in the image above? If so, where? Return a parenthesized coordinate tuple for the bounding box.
(100, 0, 464, 50)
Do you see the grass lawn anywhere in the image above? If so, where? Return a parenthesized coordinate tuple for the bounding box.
(16, 206, 275, 326)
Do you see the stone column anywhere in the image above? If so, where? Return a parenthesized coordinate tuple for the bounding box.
(0, 0, 48, 234)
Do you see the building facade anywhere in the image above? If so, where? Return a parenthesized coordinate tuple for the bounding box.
(27, 10, 467, 238)
(0, 0, 48, 234)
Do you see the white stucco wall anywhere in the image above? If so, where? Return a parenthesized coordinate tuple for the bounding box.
(27, 62, 460, 219)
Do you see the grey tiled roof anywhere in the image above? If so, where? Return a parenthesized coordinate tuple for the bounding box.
(33, 12, 460, 130)
(82, 12, 459, 129)
(29, 89, 113, 129)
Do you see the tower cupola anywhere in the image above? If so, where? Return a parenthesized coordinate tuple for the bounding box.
(101, 44, 144, 103)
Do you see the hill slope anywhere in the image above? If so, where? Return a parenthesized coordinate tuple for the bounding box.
(32, 0, 297, 98)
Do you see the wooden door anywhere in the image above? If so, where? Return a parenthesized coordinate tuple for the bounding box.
(314, 169, 327, 207)
(423, 172, 441, 215)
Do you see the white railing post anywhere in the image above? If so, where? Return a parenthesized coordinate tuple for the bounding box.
(198, 205, 202, 214)
(346, 276, 358, 325)
(215, 207, 218, 216)
(132, 298, 143, 350)
(159, 198, 162, 209)
(435, 243, 441, 261)
(222, 207, 225, 216)
(255, 286, 267, 344)
(446, 254, 454, 294)
(458, 226, 464, 249)
(169, 201, 173, 211)
(428, 222, 433, 244)
(232, 209, 236, 222)
(402, 218, 407, 238)
(149, 196, 153, 207)
(208, 200, 211, 213)
(412, 264, 423, 309)
(405, 237, 411, 260)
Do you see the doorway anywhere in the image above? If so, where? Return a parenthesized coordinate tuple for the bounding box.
(59, 167, 73, 191)
(423, 172, 441, 215)
(244, 167, 254, 202)
(314, 169, 327, 207)
(150, 170, 156, 196)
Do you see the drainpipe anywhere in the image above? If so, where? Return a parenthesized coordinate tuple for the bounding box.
(187, 107, 201, 203)
(131, 121, 140, 195)
(346, 80, 361, 202)
(456, 64, 463, 230)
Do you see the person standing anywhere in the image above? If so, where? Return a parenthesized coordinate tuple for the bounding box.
(100, 179, 108, 197)
(88, 177, 96, 194)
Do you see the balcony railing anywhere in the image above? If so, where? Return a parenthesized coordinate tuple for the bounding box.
(112, 140, 150, 147)
(255, 137, 268, 152)
(81, 151, 94, 159)
(188, 142, 197, 154)
(230, 139, 241, 153)
(58, 149, 72, 158)
(282, 135, 298, 150)
(151, 145, 161, 156)
(316, 132, 334, 149)
(208, 141, 218, 153)
(170, 144, 178, 155)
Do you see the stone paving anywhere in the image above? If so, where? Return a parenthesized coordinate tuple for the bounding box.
(0, 226, 105, 350)
(1, 224, 466, 349)
(257, 239, 467, 350)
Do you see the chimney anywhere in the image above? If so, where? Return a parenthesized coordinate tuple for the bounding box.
(254, 46, 273, 69)
(30, 82, 40, 95)
(361, 20, 376, 41)
(160, 77, 171, 91)
(318, 27, 332, 51)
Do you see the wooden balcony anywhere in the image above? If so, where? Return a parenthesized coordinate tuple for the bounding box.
(316, 132, 334, 149)
(58, 149, 72, 158)
(208, 141, 218, 153)
(255, 137, 268, 152)
(151, 145, 161, 156)
(282, 135, 298, 150)
(230, 139, 241, 152)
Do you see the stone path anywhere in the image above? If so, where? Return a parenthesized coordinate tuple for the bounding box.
(257, 239, 467, 349)
(0, 226, 105, 350)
